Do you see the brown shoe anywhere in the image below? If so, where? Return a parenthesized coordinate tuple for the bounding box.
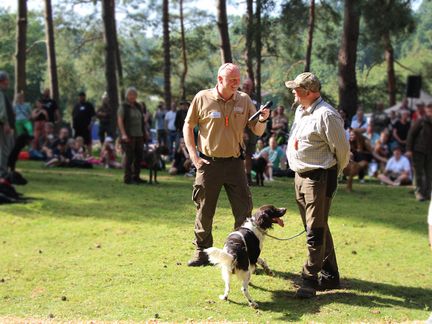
(295, 278, 317, 298)
(187, 250, 209, 267)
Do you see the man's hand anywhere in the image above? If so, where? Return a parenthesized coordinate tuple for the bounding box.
(259, 108, 270, 122)
(191, 154, 209, 169)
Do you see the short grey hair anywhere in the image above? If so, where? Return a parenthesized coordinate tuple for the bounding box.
(0, 71, 9, 82)
(125, 86, 138, 98)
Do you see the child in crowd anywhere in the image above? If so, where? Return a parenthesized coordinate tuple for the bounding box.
(100, 137, 122, 169)
(45, 139, 71, 167)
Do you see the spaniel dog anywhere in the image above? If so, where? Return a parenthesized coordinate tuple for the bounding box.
(205, 205, 286, 308)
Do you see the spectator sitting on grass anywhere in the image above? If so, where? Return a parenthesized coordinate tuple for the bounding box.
(169, 138, 192, 175)
(14, 92, 33, 137)
(350, 108, 368, 134)
(36, 122, 57, 160)
(365, 122, 380, 147)
(45, 139, 71, 167)
(373, 129, 391, 173)
(343, 129, 373, 191)
(31, 99, 48, 151)
(100, 136, 122, 169)
(377, 146, 412, 187)
(259, 136, 286, 180)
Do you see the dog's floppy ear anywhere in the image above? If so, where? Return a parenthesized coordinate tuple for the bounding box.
(253, 209, 274, 230)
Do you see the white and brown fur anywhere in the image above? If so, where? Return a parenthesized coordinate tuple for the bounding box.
(205, 205, 286, 308)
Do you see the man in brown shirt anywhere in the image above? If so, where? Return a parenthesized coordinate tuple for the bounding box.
(183, 63, 270, 266)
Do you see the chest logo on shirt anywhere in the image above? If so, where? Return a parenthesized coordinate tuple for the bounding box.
(210, 111, 221, 118)
(234, 106, 244, 113)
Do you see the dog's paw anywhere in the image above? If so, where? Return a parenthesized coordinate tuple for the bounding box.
(249, 301, 259, 309)
(265, 269, 274, 277)
(219, 295, 228, 301)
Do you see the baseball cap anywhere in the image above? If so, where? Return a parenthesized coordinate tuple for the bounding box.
(285, 72, 321, 92)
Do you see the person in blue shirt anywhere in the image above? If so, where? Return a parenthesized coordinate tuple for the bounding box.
(259, 136, 286, 180)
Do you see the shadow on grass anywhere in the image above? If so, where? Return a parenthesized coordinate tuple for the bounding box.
(250, 270, 431, 322)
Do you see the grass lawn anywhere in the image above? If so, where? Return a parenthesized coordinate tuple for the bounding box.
(0, 161, 431, 323)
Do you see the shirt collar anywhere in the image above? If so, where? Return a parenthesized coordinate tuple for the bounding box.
(212, 86, 238, 102)
(300, 96, 323, 115)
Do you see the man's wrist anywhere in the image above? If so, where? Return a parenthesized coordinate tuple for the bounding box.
(258, 119, 267, 123)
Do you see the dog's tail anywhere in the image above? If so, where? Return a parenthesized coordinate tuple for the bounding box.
(205, 247, 234, 266)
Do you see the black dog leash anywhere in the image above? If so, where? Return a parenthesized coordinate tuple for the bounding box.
(264, 229, 306, 241)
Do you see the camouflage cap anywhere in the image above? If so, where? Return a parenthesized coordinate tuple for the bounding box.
(285, 72, 321, 92)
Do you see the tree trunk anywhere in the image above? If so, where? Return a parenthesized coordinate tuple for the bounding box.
(337, 0, 360, 119)
(255, 0, 262, 103)
(115, 29, 124, 103)
(44, 0, 60, 108)
(216, 0, 232, 63)
(163, 0, 172, 108)
(244, 0, 255, 87)
(383, 32, 396, 106)
(15, 0, 27, 96)
(179, 0, 188, 101)
(304, 0, 315, 72)
(102, 0, 119, 136)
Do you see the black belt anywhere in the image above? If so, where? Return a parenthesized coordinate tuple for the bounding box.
(199, 152, 239, 161)
(298, 165, 337, 178)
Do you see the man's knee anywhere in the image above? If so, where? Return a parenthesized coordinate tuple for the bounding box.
(306, 227, 324, 247)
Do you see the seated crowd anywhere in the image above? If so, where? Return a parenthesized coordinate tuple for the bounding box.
(5, 85, 432, 204)
(340, 100, 432, 202)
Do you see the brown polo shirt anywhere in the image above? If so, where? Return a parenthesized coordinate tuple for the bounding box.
(185, 87, 266, 158)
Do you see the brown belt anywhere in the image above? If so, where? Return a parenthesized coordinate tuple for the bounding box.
(298, 165, 337, 178)
(199, 152, 239, 161)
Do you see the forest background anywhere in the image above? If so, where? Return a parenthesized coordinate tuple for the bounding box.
(0, 0, 431, 125)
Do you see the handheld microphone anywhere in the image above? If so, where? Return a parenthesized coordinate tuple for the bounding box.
(248, 100, 273, 121)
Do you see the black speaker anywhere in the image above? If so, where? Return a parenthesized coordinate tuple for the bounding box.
(406, 75, 422, 98)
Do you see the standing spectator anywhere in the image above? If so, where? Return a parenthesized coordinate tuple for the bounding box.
(96, 92, 113, 145)
(392, 109, 411, 151)
(0, 71, 15, 179)
(183, 63, 269, 267)
(165, 102, 177, 159)
(241, 78, 259, 186)
(271, 105, 289, 145)
(117, 87, 146, 185)
(72, 91, 95, 155)
(31, 99, 49, 150)
(154, 103, 167, 147)
(175, 100, 189, 140)
(406, 103, 432, 202)
(140, 101, 152, 144)
(411, 102, 426, 122)
(40, 88, 61, 126)
(377, 146, 412, 186)
(350, 108, 368, 134)
(285, 72, 350, 298)
(13, 92, 33, 136)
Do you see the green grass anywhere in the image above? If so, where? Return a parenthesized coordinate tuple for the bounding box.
(0, 161, 431, 323)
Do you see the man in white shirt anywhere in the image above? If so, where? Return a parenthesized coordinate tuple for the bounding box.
(285, 72, 350, 298)
(377, 146, 411, 186)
